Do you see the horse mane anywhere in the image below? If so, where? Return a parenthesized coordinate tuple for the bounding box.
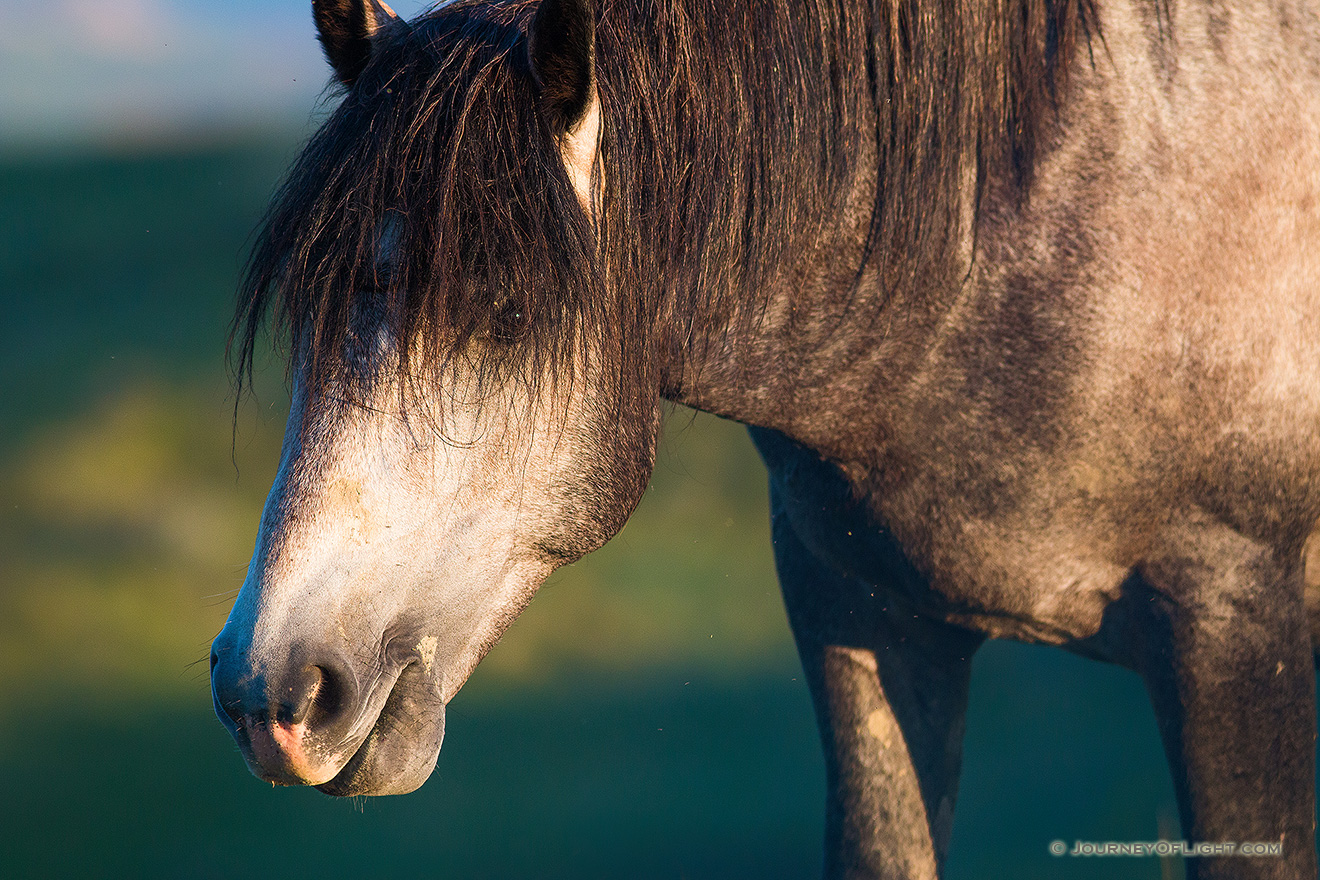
(232, 0, 1095, 408)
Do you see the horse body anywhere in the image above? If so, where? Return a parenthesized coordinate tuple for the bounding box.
(750, 0, 1320, 648)
(742, 6, 1320, 874)
(212, 0, 1320, 876)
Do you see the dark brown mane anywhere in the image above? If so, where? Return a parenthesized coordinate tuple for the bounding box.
(232, 0, 1094, 405)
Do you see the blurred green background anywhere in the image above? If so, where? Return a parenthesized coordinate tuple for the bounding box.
(0, 2, 1207, 878)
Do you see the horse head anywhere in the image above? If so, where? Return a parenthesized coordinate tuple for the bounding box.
(210, 0, 653, 796)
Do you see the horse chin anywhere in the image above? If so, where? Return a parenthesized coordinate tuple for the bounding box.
(316, 672, 447, 797)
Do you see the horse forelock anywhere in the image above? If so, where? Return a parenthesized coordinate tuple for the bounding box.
(234, 0, 607, 419)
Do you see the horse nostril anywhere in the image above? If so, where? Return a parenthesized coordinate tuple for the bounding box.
(276, 665, 324, 726)
(210, 644, 358, 742)
(311, 664, 346, 722)
(276, 662, 349, 728)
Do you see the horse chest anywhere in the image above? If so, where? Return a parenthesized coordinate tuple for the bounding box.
(752, 425, 1130, 647)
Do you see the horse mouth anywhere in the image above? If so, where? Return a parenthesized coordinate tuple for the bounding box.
(315, 661, 447, 797)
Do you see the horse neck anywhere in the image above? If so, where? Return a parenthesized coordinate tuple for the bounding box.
(649, 133, 975, 467)
(595, 0, 978, 464)
(662, 231, 973, 467)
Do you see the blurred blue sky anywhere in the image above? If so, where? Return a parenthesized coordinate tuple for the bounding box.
(0, 0, 434, 146)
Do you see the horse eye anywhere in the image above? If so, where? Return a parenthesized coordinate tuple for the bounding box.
(489, 299, 528, 344)
(364, 265, 392, 294)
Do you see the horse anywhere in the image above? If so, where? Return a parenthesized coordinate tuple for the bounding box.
(209, 0, 1320, 876)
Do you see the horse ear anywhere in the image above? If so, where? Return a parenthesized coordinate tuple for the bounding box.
(313, 0, 402, 86)
(527, 0, 596, 132)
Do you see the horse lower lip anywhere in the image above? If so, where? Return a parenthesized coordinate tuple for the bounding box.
(320, 715, 380, 788)
(316, 671, 407, 791)
(315, 663, 446, 797)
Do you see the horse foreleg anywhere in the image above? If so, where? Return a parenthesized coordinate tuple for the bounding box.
(1303, 529, 1320, 668)
(1136, 517, 1316, 880)
(771, 496, 983, 880)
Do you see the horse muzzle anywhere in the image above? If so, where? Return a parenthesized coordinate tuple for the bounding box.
(210, 629, 446, 796)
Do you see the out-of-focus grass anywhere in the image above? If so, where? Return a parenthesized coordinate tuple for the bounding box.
(1, 380, 275, 703)
(0, 139, 295, 442)
(0, 138, 297, 708)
